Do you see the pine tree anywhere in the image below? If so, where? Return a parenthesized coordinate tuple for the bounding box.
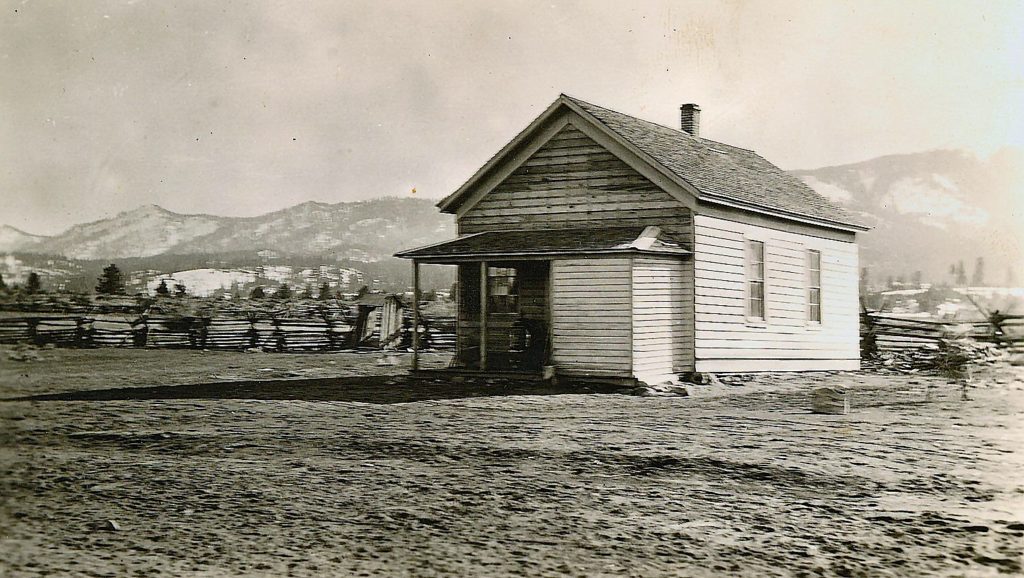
(174, 282, 187, 297)
(301, 284, 315, 300)
(318, 282, 332, 300)
(355, 285, 369, 299)
(95, 264, 125, 295)
(250, 286, 266, 299)
(275, 283, 292, 300)
(26, 272, 42, 294)
(155, 279, 170, 296)
(955, 260, 968, 286)
(971, 257, 985, 286)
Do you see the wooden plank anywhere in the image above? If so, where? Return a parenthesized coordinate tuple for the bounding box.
(474, 191, 665, 209)
(412, 261, 420, 370)
(479, 260, 487, 371)
(695, 358, 859, 372)
(460, 207, 688, 228)
(466, 199, 683, 218)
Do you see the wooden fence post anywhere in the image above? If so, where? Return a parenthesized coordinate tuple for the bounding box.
(26, 318, 40, 346)
(132, 317, 149, 348)
(273, 319, 286, 352)
(412, 260, 420, 371)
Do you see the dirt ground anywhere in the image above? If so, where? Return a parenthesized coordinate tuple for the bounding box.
(1, 348, 1023, 577)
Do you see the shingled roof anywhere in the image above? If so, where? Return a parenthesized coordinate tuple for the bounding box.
(438, 94, 867, 231)
(561, 95, 864, 229)
(396, 226, 689, 262)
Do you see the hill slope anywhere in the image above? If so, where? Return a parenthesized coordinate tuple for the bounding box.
(4, 198, 454, 262)
(0, 225, 46, 252)
(792, 148, 1024, 286)
(4, 149, 1021, 288)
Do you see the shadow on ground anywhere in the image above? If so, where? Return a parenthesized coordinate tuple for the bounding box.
(6, 375, 632, 404)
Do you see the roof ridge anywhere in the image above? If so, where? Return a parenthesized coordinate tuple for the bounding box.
(565, 95, 760, 156)
(564, 94, 699, 139)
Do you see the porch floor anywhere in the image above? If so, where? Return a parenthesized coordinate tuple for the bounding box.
(411, 367, 547, 382)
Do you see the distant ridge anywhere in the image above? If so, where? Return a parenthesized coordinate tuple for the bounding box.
(4, 148, 1022, 286)
(0, 224, 46, 252)
(1, 197, 455, 262)
(792, 148, 1024, 285)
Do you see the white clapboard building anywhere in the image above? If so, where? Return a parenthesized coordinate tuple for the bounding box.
(397, 94, 868, 383)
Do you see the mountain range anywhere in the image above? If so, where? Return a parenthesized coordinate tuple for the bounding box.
(2, 149, 1021, 287)
(794, 148, 1023, 286)
(0, 198, 454, 262)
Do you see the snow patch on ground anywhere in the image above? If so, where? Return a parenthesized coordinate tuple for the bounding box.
(880, 178, 989, 226)
(148, 269, 257, 297)
(800, 176, 854, 203)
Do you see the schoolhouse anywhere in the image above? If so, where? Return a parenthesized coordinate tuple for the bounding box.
(397, 94, 867, 383)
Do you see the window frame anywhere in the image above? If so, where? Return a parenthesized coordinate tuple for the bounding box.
(807, 249, 822, 324)
(486, 265, 519, 314)
(744, 237, 767, 325)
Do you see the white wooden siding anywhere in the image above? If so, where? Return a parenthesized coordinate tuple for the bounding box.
(550, 258, 632, 377)
(631, 256, 694, 382)
(693, 214, 859, 372)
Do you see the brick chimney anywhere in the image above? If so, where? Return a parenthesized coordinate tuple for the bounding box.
(680, 103, 700, 137)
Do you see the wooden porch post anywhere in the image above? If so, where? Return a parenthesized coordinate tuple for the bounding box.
(480, 260, 488, 371)
(412, 260, 420, 371)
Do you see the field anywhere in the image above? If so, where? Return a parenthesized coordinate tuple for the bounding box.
(2, 348, 1023, 577)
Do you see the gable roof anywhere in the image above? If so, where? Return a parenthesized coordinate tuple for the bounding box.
(437, 94, 868, 232)
(395, 226, 688, 262)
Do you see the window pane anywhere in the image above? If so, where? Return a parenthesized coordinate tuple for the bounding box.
(750, 281, 764, 300)
(487, 266, 518, 314)
(749, 240, 764, 262)
(807, 250, 822, 322)
(748, 279, 765, 319)
(747, 240, 766, 320)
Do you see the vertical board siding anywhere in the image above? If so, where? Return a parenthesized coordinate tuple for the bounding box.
(456, 264, 481, 366)
(631, 256, 694, 382)
(692, 214, 859, 372)
(550, 258, 632, 377)
(458, 124, 693, 244)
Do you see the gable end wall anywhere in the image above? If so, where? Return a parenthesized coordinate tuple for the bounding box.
(457, 124, 693, 244)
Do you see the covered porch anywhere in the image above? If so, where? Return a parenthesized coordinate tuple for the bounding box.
(407, 258, 552, 374)
(396, 226, 690, 377)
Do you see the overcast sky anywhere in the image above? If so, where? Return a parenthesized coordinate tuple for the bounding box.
(2, 0, 1022, 235)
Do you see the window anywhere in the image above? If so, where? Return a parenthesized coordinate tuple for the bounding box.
(487, 266, 518, 313)
(747, 240, 765, 320)
(807, 250, 822, 322)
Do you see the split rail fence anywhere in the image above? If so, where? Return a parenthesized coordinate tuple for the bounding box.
(3, 307, 1020, 359)
(0, 312, 456, 352)
(861, 311, 1024, 357)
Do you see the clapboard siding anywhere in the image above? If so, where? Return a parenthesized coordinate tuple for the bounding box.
(631, 256, 694, 381)
(550, 258, 632, 376)
(692, 214, 859, 372)
(458, 125, 693, 244)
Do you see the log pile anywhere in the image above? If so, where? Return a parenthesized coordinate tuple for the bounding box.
(861, 337, 1004, 374)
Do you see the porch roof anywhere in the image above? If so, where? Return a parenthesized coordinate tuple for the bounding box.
(395, 226, 690, 262)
